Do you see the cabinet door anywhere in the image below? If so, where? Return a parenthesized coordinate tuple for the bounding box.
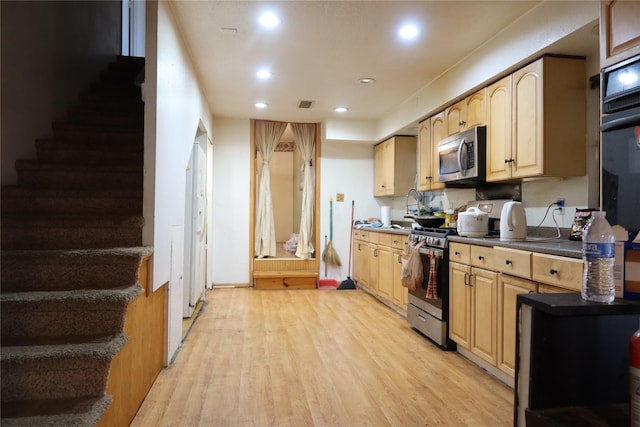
(465, 88, 487, 128)
(486, 75, 512, 182)
(417, 119, 432, 191)
(446, 100, 466, 136)
(512, 59, 543, 178)
(376, 245, 394, 298)
(392, 249, 407, 309)
(354, 240, 369, 286)
(600, 0, 640, 68)
(368, 244, 379, 292)
(497, 274, 537, 377)
(373, 143, 386, 196)
(470, 267, 498, 366)
(449, 262, 471, 349)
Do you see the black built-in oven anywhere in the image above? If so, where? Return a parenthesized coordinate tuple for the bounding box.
(601, 54, 640, 237)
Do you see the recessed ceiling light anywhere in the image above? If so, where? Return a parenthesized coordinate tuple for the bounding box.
(335, 107, 348, 113)
(359, 77, 376, 84)
(398, 24, 419, 40)
(258, 11, 279, 28)
(255, 102, 268, 109)
(256, 69, 272, 79)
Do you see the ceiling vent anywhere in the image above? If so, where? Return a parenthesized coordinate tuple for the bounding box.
(298, 100, 314, 109)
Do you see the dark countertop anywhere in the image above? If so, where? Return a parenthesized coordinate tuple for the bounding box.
(358, 225, 583, 258)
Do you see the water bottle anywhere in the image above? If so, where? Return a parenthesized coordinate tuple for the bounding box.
(581, 211, 615, 303)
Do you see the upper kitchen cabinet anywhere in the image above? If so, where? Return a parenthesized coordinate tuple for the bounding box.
(600, 0, 640, 68)
(417, 118, 445, 192)
(486, 56, 586, 182)
(373, 136, 417, 196)
(445, 88, 487, 136)
(487, 75, 513, 181)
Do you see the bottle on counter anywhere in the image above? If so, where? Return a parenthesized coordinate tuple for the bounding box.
(581, 211, 616, 303)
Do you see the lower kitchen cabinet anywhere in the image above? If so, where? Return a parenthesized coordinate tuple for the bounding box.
(376, 245, 394, 299)
(497, 274, 537, 377)
(352, 230, 370, 287)
(449, 261, 471, 349)
(391, 249, 407, 308)
(352, 229, 409, 311)
(471, 267, 499, 366)
(449, 240, 581, 385)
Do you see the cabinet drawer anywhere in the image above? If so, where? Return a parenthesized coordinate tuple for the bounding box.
(493, 247, 531, 279)
(377, 232, 392, 247)
(353, 230, 369, 241)
(450, 242, 470, 264)
(368, 232, 379, 244)
(389, 234, 407, 250)
(471, 245, 495, 269)
(532, 253, 584, 292)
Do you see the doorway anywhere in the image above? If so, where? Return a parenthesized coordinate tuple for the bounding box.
(183, 130, 208, 317)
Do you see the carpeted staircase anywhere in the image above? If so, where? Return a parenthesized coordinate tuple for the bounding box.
(1, 56, 150, 426)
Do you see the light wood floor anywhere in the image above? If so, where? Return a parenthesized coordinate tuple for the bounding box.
(131, 288, 514, 426)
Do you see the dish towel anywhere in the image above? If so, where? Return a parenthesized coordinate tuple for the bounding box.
(426, 250, 438, 299)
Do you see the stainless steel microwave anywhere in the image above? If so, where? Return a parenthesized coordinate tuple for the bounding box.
(437, 126, 486, 185)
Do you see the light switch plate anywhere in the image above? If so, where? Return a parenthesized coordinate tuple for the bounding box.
(336, 193, 344, 202)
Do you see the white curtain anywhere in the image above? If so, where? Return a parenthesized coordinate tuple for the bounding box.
(292, 123, 316, 259)
(254, 120, 288, 258)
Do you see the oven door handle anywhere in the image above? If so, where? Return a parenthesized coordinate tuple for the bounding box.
(601, 112, 640, 132)
(418, 247, 444, 258)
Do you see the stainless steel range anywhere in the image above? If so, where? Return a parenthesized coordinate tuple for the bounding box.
(406, 227, 457, 350)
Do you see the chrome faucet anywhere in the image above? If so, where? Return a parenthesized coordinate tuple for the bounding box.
(405, 188, 423, 214)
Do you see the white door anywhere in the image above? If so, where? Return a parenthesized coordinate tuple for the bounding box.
(183, 134, 207, 317)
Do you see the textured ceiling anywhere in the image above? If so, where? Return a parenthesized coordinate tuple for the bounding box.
(169, 1, 596, 129)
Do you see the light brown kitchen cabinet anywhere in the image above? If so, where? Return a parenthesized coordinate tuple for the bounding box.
(446, 88, 487, 136)
(449, 249, 499, 366)
(431, 111, 446, 150)
(497, 274, 536, 377)
(532, 252, 583, 292)
(486, 56, 586, 182)
(392, 248, 407, 308)
(486, 75, 513, 181)
(373, 136, 417, 196)
(352, 230, 408, 311)
(352, 230, 370, 287)
(600, 0, 640, 68)
(417, 119, 445, 192)
(470, 267, 499, 366)
(449, 260, 472, 349)
(376, 244, 394, 299)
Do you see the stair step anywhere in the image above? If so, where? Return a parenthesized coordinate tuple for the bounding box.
(52, 121, 143, 145)
(1, 186, 142, 217)
(0, 247, 151, 293)
(65, 106, 143, 128)
(35, 138, 143, 165)
(1, 396, 113, 426)
(15, 160, 142, 190)
(1, 284, 141, 344)
(0, 334, 127, 402)
(1, 215, 144, 250)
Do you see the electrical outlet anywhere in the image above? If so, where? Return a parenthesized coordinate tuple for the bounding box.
(556, 198, 565, 214)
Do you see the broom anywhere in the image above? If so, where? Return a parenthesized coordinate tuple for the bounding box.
(322, 196, 342, 267)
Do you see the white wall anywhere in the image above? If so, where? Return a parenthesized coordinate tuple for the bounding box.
(320, 141, 380, 281)
(147, 1, 214, 361)
(1, 1, 121, 184)
(210, 118, 251, 286)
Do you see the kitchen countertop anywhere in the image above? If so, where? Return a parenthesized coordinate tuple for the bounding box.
(448, 235, 583, 259)
(357, 225, 583, 259)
